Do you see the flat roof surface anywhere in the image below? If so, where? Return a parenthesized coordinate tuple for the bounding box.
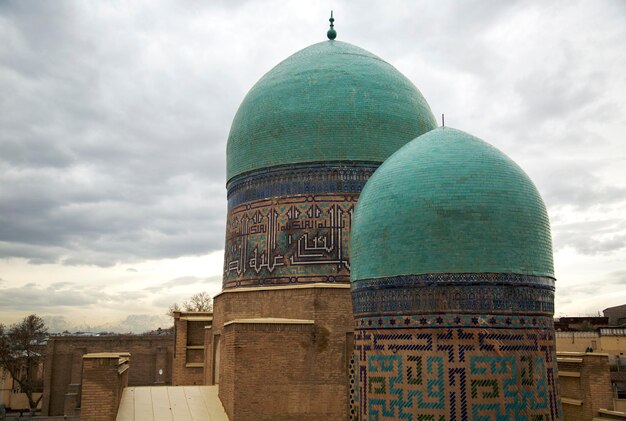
(116, 385, 229, 421)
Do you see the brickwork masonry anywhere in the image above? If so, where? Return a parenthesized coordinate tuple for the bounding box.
(79, 353, 129, 421)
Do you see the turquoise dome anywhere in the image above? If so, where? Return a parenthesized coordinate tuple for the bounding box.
(351, 127, 554, 280)
(227, 40, 437, 181)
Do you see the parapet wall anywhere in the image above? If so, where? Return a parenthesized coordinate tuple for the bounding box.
(557, 352, 614, 421)
(42, 335, 172, 416)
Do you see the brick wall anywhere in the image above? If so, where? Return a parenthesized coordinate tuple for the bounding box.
(212, 285, 353, 421)
(557, 352, 613, 421)
(172, 312, 212, 386)
(604, 304, 626, 326)
(41, 335, 172, 416)
(203, 326, 214, 385)
(79, 353, 129, 421)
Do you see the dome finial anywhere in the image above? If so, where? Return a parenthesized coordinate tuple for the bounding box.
(327, 11, 337, 40)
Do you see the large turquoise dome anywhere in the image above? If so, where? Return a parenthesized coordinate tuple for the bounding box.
(227, 40, 437, 181)
(351, 127, 554, 280)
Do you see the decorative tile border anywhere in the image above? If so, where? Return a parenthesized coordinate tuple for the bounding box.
(226, 161, 378, 208)
(352, 273, 555, 316)
(354, 313, 554, 330)
(351, 273, 555, 291)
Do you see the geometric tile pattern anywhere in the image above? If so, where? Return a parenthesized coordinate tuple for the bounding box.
(350, 353, 359, 421)
(351, 273, 554, 315)
(352, 274, 555, 315)
(355, 313, 554, 330)
(353, 273, 561, 420)
(354, 325, 561, 420)
(352, 284, 554, 315)
(227, 162, 378, 209)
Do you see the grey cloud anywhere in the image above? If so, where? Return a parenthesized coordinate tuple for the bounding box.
(0, 280, 155, 313)
(603, 270, 626, 286)
(556, 282, 604, 299)
(42, 313, 171, 334)
(535, 161, 626, 210)
(42, 315, 73, 333)
(0, 283, 96, 309)
(553, 219, 626, 255)
(0, 1, 231, 266)
(0, 0, 625, 272)
(144, 275, 220, 293)
(103, 314, 172, 333)
(48, 282, 75, 291)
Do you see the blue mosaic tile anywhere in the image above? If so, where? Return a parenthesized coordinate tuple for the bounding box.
(227, 161, 379, 209)
(351, 274, 555, 316)
(354, 324, 561, 420)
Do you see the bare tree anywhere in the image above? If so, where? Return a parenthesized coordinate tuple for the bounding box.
(0, 315, 47, 414)
(167, 292, 213, 316)
(183, 292, 213, 312)
(166, 302, 182, 317)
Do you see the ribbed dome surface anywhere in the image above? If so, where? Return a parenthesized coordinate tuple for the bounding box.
(351, 127, 554, 280)
(227, 40, 437, 181)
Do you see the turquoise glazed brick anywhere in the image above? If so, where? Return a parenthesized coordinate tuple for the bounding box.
(350, 127, 554, 280)
(227, 40, 437, 182)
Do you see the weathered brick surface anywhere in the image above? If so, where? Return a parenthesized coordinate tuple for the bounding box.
(203, 326, 214, 384)
(212, 285, 353, 421)
(79, 354, 129, 421)
(172, 312, 211, 386)
(604, 304, 626, 326)
(42, 335, 172, 416)
(557, 353, 613, 421)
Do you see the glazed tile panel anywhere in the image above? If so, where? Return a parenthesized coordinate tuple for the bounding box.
(351, 274, 556, 315)
(223, 163, 378, 289)
(352, 274, 561, 421)
(226, 162, 378, 209)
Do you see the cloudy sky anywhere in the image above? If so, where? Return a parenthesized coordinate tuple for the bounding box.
(0, 1, 625, 332)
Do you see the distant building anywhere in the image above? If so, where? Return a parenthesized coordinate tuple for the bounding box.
(605, 304, 626, 326)
(0, 364, 43, 412)
(555, 316, 609, 331)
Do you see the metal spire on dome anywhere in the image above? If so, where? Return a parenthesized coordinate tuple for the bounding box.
(327, 11, 337, 40)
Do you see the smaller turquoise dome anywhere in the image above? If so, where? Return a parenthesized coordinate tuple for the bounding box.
(351, 127, 554, 280)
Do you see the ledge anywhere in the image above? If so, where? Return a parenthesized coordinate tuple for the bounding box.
(215, 283, 350, 298)
(558, 371, 581, 378)
(181, 316, 213, 322)
(185, 362, 204, 368)
(557, 351, 610, 358)
(598, 408, 626, 418)
(561, 398, 583, 406)
(224, 318, 315, 327)
(186, 346, 205, 350)
(83, 352, 131, 359)
(557, 357, 583, 364)
(118, 363, 130, 375)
